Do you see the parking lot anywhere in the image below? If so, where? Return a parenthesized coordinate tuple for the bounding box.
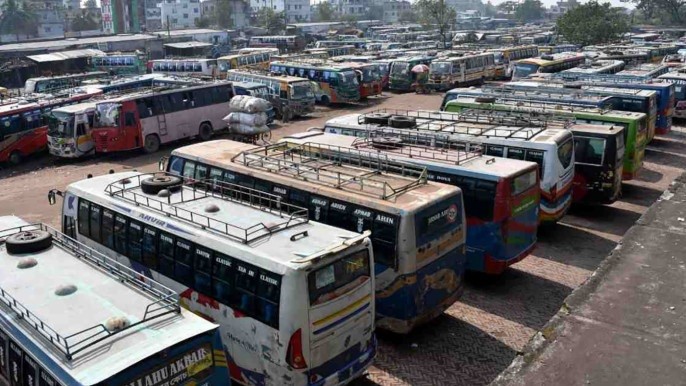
(1, 92, 684, 386)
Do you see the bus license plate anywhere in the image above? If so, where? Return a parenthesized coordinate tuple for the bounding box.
(338, 368, 352, 382)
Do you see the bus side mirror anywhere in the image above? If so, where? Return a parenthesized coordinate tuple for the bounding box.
(47, 189, 63, 206)
(158, 156, 168, 171)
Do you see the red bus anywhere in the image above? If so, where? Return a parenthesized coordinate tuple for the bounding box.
(91, 83, 233, 154)
(0, 89, 102, 164)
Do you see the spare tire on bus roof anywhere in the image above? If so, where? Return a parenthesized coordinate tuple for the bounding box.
(474, 96, 496, 103)
(141, 175, 183, 195)
(388, 115, 416, 128)
(6, 230, 52, 255)
(364, 112, 392, 125)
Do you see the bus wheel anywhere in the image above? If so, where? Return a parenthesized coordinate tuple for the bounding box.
(144, 134, 160, 153)
(141, 175, 182, 194)
(320, 96, 330, 106)
(6, 230, 52, 255)
(199, 122, 213, 141)
(8, 151, 21, 165)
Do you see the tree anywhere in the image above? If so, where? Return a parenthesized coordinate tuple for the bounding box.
(398, 10, 418, 23)
(483, 1, 498, 17)
(255, 8, 285, 34)
(557, 1, 629, 46)
(214, 0, 233, 28)
(84, 0, 97, 9)
(633, 0, 686, 25)
(414, 0, 456, 48)
(0, 0, 38, 40)
(514, 0, 543, 22)
(497, 1, 518, 14)
(313, 2, 334, 22)
(71, 9, 99, 31)
(194, 15, 213, 28)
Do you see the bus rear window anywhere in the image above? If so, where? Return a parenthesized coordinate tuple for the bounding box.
(512, 170, 537, 196)
(308, 249, 370, 306)
(415, 195, 462, 246)
(557, 139, 574, 169)
(574, 137, 605, 166)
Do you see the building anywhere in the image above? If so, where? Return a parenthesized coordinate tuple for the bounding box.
(380, 0, 410, 23)
(285, 0, 309, 22)
(333, 0, 370, 17)
(200, 0, 250, 28)
(158, 0, 202, 29)
(101, 0, 146, 34)
(27, 0, 65, 38)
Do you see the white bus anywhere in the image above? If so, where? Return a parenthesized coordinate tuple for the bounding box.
(164, 140, 467, 334)
(24, 72, 108, 94)
(0, 216, 230, 385)
(150, 58, 219, 77)
(49, 171, 376, 386)
(324, 111, 575, 223)
(47, 102, 97, 158)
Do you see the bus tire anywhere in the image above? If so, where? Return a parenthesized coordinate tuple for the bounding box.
(6, 230, 52, 255)
(365, 113, 391, 125)
(198, 122, 213, 141)
(8, 151, 21, 165)
(389, 116, 416, 128)
(320, 96, 330, 106)
(143, 134, 161, 154)
(141, 175, 183, 195)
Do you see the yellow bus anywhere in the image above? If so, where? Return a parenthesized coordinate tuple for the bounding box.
(216, 48, 278, 76)
(512, 53, 586, 80)
(489, 45, 539, 78)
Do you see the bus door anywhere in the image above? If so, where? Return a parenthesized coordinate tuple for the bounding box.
(121, 102, 143, 149)
(572, 131, 623, 204)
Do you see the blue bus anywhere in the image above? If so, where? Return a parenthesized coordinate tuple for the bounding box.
(0, 216, 230, 386)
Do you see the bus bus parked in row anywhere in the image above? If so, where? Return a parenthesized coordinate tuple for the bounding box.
(511, 53, 586, 80)
(427, 53, 498, 90)
(280, 128, 541, 274)
(389, 55, 435, 92)
(659, 71, 686, 118)
(226, 69, 316, 118)
(91, 82, 232, 154)
(150, 58, 219, 78)
(443, 96, 647, 181)
(0, 88, 102, 164)
(51, 170, 376, 386)
(323, 110, 575, 223)
(617, 63, 670, 79)
(537, 44, 578, 55)
(47, 102, 97, 159)
(269, 61, 361, 104)
(165, 139, 467, 333)
(0, 215, 230, 386)
(217, 48, 278, 74)
(24, 72, 108, 94)
(91, 53, 146, 75)
(489, 45, 539, 78)
(303, 45, 357, 58)
(249, 35, 306, 51)
(337, 61, 383, 98)
(561, 60, 625, 76)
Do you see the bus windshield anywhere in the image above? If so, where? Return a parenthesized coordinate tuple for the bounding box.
(339, 71, 360, 85)
(290, 82, 314, 99)
(431, 62, 452, 75)
(391, 62, 410, 75)
(513, 63, 540, 78)
(308, 249, 370, 306)
(360, 66, 379, 82)
(47, 111, 74, 137)
(95, 102, 121, 127)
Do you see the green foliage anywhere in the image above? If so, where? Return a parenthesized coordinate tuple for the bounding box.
(398, 10, 418, 23)
(414, 0, 456, 48)
(214, 0, 233, 28)
(0, 0, 38, 39)
(71, 9, 99, 32)
(483, 1, 498, 17)
(194, 15, 213, 28)
(514, 0, 543, 22)
(632, 0, 686, 25)
(313, 2, 334, 22)
(497, 1, 518, 13)
(256, 8, 285, 34)
(557, 1, 629, 46)
(84, 0, 97, 9)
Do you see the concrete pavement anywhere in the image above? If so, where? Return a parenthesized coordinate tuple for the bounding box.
(494, 172, 686, 386)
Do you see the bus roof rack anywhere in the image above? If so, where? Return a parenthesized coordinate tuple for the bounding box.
(105, 172, 309, 244)
(232, 142, 428, 200)
(0, 222, 180, 361)
(460, 94, 615, 115)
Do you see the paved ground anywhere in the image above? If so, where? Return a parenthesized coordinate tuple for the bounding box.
(0, 92, 684, 385)
(494, 173, 686, 386)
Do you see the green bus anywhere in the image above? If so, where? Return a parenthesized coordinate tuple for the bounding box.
(444, 96, 647, 180)
(91, 53, 146, 75)
(389, 55, 434, 92)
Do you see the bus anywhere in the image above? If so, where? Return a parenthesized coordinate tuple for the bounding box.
(443, 96, 647, 180)
(231, 82, 276, 124)
(561, 60, 625, 75)
(570, 124, 626, 204)
(164, 139, 467, 333)
(427, 53, 497, 91)
(47, 102, 97, 159)
(24, 72, 108, 94)
(389, 56, 434, 91)
(279, 129, 541, 275)
(269, 61, 361, 104)
(658, 71, 686, 118)
(0, 88, 102, 164)
(323, 110, 575, 223)
(617, 63, 669, 79)
(538, 44, 578, 55)
(50, 171, 376, 385)
(511, 53, 586, 80)
(150, 59, 219, 78)
(217, 48, 278, 74)
(249, 35, 306, 51)
(91, 83, 232, 154)
(444, 85, 659, 143)
(373, 59, 393, 90)
(337, 61, 383, 98)
(91, 53, 146, 75)
(314, 40, 368, 49)
(303, 46, 357, 58)
(226, 70, 316, 118)
(498, 82, 660, 142)
(0, 215, 230, 386)
(544, 73, 675, 136)
(489, 45, 539, 78)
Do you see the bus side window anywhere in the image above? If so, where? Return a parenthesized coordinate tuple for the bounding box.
(371, 215, 398, 268)
(142, 226, 159, 269)
(113, 214, 128, 256)
(89, 204, 102, 243)
(78, 199, 90, 238)
(182, 160, 196, 178)
(174, 238, 194, 287)
(256, 270, 281, 328)
(195, 163, 208, 181)
(127, 221, 143, 262)
(233, 262, 257, 314)
(194, 246, 213, 295)
(158, 232, 175, 277)
(101, 209, 115, 250)
(212, 252, 233, 304)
